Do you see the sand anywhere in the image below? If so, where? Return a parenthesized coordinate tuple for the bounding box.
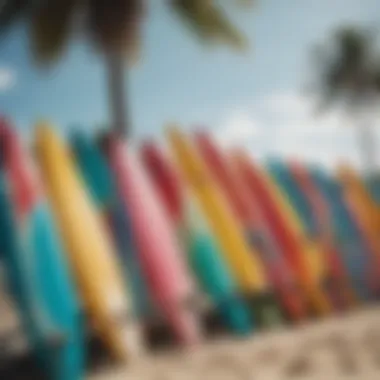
(1, 279, 380, 379)
(90, 306, 380, 380)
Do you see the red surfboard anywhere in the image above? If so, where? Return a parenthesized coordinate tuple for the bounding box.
(139, 143, 184, 228)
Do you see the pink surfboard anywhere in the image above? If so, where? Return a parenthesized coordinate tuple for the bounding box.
(105, 137, 200, 345)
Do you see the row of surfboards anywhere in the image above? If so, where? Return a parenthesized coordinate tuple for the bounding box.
(1, 117, 380, 380)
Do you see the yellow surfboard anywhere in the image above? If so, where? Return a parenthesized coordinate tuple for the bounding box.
(166, 126, 284, 327)
(35, 123, 141, 361)
(260, 169, 332, 315)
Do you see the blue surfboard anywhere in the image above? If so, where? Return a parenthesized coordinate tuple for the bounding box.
(0, 173, 84, 380)
(310, 168, 374, 301)
(267, 161, 319, 237)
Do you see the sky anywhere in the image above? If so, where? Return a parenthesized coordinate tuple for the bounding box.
(0, 0, 379, 169)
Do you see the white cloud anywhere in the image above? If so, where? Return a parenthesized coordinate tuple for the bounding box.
(0, 67, 16, 92)
(261, 91, 347, 136)
(261, 92, 312, 119)
(214, 111, 260, 147)
(217, 90, 380, 170)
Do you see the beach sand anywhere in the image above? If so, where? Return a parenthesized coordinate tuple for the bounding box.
(1, 280, 380, 379)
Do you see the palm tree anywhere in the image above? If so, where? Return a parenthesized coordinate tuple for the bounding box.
(309, 25, 380, 173)
(0, 0, 252, 137)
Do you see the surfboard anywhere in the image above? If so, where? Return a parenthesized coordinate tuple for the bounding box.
(263, 162, 328, 291)
(70, 131, 154, 321)
(34, 123, 141, 362)
(194, 132, 306, 323)
(104, 136, 201, 345)
(0, 119, 84, 380)
(267, 161, 319, 238)
(289, 161, 358, 308)
(365, 174, 380, 206)
(166, 126, 283, 328)
(267, 161, 348, 310)
(336, 164, 380, 297)
(232, 151, 332, 316)
(140, 141, 252, 334)
(337, 165, 380, 243)
(309, 168, 375, 301)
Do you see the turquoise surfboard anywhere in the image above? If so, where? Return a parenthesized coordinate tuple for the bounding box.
(0, 173, 84, 380)
(180, 198, 252, 335)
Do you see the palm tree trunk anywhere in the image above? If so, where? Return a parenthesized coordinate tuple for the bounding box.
(357, 121, 377, 175)
(106, 51, 129, 137)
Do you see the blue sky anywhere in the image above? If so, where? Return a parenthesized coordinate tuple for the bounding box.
(0, 0, 379, 167)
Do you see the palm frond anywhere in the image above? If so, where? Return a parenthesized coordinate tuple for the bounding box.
(87, 0, 145, 57)
(0, 0, 29, 34)
(234, 0, 256, 7)
(2, 0, 250, 61)
(170, 0, 247, 50)
(309, 24, 380, 112)
(375, 68, 380, 93)
(30, 0, 79, 63)
(334, 27, 372, 72)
